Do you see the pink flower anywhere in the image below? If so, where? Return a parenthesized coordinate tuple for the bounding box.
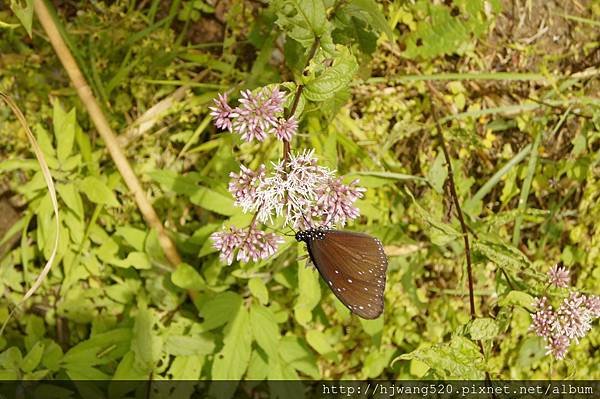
(210, 226, 284, 265)
(555, 292, 593, 343)
(231, 88, 284, 142)
(274, 117, 298, 141)
(211, 226, 244, 265)
(532, 296, 551, 311)
(228, 164, 266, 206)
(209, 93, 233, 132)
(545, 335, 569, 360)
(547, 264, 570, 288)
(314, 178, 366, 227)
(585, 295, 600, 318)
(236, 228, 284, 263)
(530, 307, 556, 338)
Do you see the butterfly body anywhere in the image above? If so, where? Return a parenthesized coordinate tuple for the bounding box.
(295, 228, 388, 319)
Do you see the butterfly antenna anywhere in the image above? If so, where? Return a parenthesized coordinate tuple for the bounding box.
(266, 225, 295, 237)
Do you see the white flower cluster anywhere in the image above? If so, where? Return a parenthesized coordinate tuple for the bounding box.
(228, 149, 364, 229)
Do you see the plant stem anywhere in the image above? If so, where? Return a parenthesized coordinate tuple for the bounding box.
(427, 84, 493, 384)
(283, 37, 321, 165)
(429, 97, 477, 320)
(34, 0, 183, 269)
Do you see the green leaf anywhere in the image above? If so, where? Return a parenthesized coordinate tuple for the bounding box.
(112, 351, 147, 380)
(473, 240, 531, 274)
(199, 291, 243, 332)
(398, 336, 485, 379)
(10, 0, 33, 37)
(427, 151, 448, 194)
(62, 328, 132, 366)
(362, 347, 395, 378)
(132, 307, 162, 373)
(293, 259, 321, 326)
(168, 354, 204, 380)
(469, 318, 499, 341)
(250, 304, 280, 357)
(305, 330, 337, 361)
(347, 0, 394, 40)
(41, 341, 63, 372)
(64, 365, 110, 380)
(413, 201, 461, 247)
(56, 184, 84, 219)
(498, 290, 535, 309)
(211, 305, 252, 380)
(248, 277, 269, 305)
(164, 334, 215, 356)
(115, 226, 147, 252)
(122, 252, 151, 269)
(20, 341, 44, 373)
(402, 1, 496, 60)
(247, 350, 269, 380)
(0, 347, 22, 371)
(279, 336, 319, 379)
(53, 101, 76, 162)
(79, 176, 120, 207)
(274, 0, 327, 48)
(149, 170, 236, 216)
(171, 263, 206, 291)
(303, 46, 358, 102)
(359, 316, 384, 338)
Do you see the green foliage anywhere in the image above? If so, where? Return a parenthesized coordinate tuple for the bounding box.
(400, 0, 501, 59)
(0, 0, 599, 387)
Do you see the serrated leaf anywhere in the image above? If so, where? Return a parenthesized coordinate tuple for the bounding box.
(53, 101, 76, 162)
(427, 151, 448, 194)
(79, 176, 120, 207)
(398, 336, 485, 379)
(498, 290, 535, 309)
(274, 0, 327, 48)
(403, 1, 496, 60)
(473, 240, 531, 273)
(469, 318, 499, 341)
(347, 0, 394, 40)
(250, 304, 280, 357)
(248, 278, 269, 305)
(303, 46, 358, 102)
(211, 305, 252, 380)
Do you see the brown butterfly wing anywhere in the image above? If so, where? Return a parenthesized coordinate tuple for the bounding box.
(308, 231, 388, 319)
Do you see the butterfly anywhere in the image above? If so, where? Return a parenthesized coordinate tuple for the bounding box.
(295, 228, 388, 319)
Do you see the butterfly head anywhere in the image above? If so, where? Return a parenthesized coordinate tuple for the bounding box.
(295, 229, 326, 243)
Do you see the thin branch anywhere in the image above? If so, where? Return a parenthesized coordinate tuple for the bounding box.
(34, 0, 183, 268)
(283, 36, 321, 164)
(427, 83, 476, 320)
